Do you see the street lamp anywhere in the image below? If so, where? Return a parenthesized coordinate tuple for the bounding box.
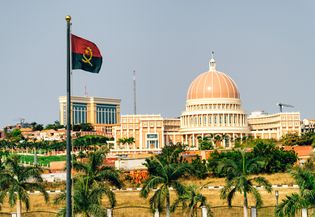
(275, 190, 279, 207)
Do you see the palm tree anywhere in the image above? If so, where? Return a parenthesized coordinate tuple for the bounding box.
(72, 150, 122, 207)
(126, 137, 135, 149)
(0, 155, 48, 217)
(171, 184, 211, 217)
(275, 167, 315, 217)
(117, 137, 127, 149)
(55, 176, 110, 217)
(140, 156, 190, 217)
(219, 149, 272, 217)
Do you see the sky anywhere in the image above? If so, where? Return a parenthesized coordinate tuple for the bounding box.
(1, 0, 314, 128)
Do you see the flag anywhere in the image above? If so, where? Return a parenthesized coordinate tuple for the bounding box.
(71, 34, 103, 73)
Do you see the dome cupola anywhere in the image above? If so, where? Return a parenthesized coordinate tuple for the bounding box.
(187, 52, 240, 100)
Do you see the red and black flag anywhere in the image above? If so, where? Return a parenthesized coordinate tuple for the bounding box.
(71, 34, 102, 73)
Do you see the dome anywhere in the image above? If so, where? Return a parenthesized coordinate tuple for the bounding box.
(187, 57, 240, 100)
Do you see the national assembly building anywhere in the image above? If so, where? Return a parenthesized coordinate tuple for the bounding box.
(59, 55, 301, 152)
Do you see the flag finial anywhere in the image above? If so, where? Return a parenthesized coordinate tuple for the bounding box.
(65, 15, 71, 23)
(209, 51, 216, 71)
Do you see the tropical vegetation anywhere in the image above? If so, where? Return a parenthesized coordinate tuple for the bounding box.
(208, 140, 297, 177)
(281, 132, 315, 146)
(0, 155, 48, 217)
(219, 149, 272, 217)
(140, 144, 191, 217)
(55, 149, 122, 216)
(275, 167, 315, 217)
(171, 184, 212, 217)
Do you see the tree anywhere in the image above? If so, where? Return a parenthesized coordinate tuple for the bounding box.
(219, 150, 272, 217)
(281, 133, 301, 146)
(190, 156, 208, 179)
(117, 138, 128, 149)
(30, 122, 44, 131)
(5, 128, 24, 143)
(208, 140, 297, 176)
(171, 184, 212, 217)
(0, 155, 48, 217)
(126, 137, 135, 149)
(55, 176, 109, 217)
(80, 123, 94, 131)
(275, 167, 315, 217)
(140, 156, 190, 217)
(72, 150, 122, 207)
(213, 135, 223, 147)
(45, 121, 65, 130)
(251, 140, 297, 173)
(198, 136, 214, 150)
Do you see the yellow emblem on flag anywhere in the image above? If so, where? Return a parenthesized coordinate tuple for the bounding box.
(82, 47, 93, 66)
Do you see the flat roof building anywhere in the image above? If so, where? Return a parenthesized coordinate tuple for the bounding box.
(59, 96, 121, 134)
(248, 111, 301, 140)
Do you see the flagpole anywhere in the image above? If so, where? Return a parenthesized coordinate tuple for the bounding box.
(65, 15, 72, 217)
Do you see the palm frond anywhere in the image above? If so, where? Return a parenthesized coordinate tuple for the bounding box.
(275, 193, 305, 217)
(252, 176, 272, 193)
(140, 176, 164, 198)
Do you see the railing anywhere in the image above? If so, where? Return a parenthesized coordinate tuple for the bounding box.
(0, 206, 313, 217)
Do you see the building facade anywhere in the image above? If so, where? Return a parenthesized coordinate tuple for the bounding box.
(112, 114, 165, 151)
(180, 56, 250, 148)
(56, 55, 303, 152)
(247, 111, 301, 140)
(301, 119, 315, 133)
(59, 96, 121, 134)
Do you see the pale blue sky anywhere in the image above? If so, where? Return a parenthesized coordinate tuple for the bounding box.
(1, 0, 314, 128)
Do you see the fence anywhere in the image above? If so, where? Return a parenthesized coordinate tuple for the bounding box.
(0, 207, 312, 217)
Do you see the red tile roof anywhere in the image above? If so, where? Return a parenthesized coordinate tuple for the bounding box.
(283, 146, 313, 157)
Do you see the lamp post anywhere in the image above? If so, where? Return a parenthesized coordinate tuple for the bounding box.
(275, 190, 279, 207)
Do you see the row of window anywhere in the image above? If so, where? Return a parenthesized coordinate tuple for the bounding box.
(96, 104, 117, 124)
(187, 103, 241, 111)
(182, 114, 246, 126)
(73, 103, 87, 125)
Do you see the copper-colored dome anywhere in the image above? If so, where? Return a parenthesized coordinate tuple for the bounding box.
(187, 69, 240, 100)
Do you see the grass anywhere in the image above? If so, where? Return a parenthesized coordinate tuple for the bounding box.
(180, 172, 295, 187)
(18, 155, 66, 166)
(0, 188, 300, 216)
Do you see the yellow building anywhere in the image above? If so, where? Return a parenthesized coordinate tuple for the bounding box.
(248, 111, 301, 140)
(112, 114, 164, 151)
(59, 96, 121, 134)
(301, 119, 315, 133)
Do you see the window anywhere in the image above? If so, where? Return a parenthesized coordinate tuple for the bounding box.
(72, 103, 87, 125)
(96, 104, 117, 124)
(146, 133, 159, 149)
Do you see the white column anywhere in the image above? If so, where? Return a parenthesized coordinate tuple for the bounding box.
(251, 207, 257, 217)
(107, 209, 113, 217)
(154, 209, 159, 217)
(227, 114, 231, 126)
(201, 206, 207, 217)
(302, 208, 307, 217)
(139, 124, 143, 150)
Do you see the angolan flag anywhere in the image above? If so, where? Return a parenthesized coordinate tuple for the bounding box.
(71, 34, 102, 73)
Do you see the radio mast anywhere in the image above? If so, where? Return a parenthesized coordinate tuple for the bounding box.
(133, 70, 137, 115)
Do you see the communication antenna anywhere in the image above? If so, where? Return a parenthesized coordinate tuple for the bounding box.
(133, 70, 137, 115)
